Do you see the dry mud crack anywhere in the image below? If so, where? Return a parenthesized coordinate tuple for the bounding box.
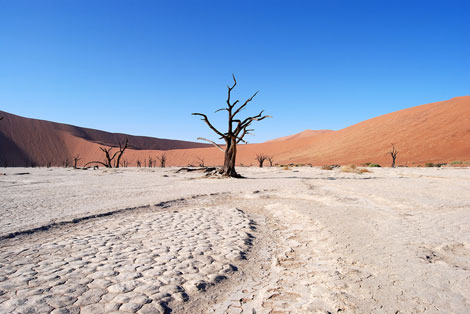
(0, 194, 256, 313)
(2, 168, 470, 314)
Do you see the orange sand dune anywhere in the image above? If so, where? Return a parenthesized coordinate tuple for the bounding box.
(1, 96, 469, 167)
(267, 129, 333, 142)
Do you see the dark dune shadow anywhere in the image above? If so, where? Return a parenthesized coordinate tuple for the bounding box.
(0, 131, 31, 167)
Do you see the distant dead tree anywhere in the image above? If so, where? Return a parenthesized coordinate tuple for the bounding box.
(46, 161, 52, 168)
(192, 74, 270, 177)
(197, 157, 205, 167)
(157, 153, 167, 167)
(85, 138, 128, 168)
(256, 154, 268, 168)
(267, 156, 274, 167)
(148, 156, 154, 168)
(63, 158, 70, 168)
(121, 158, 128, 168)
(136, 159, 142, 168)
(388, 144, 398, 168)
(73, 154, 81, 169)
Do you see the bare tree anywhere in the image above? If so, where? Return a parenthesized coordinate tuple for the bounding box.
(192, 75, 270, 177)
(267, 156, 274, 167)
(136, 159, 142, 168)
(256, 154, 268, 168)
(121, 158, 128, 168)
(197, 157, 205, 167)
(63, 158, 70, 168)
(73, 154, 81, 169)
(148, 156, 154, 168)
(85, 138, 128, 168)
(157, 153, 167, 168)
(388, 144, 398, 167)
(114, 139, 128, 168)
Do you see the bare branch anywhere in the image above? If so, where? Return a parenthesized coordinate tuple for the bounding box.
(232, 90, 259, 118)
(85, 161, 108, 167)
(197, 137, 224, 152)
(235, 110, 271, 136)
(226, 74, 237, 108)
(236, 126, 251, 143)
(192, 113, 225, 138)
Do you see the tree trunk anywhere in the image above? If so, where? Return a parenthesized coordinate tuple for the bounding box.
(222, 139, 239, 177)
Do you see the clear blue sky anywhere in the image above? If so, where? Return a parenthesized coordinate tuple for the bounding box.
(1, 0, 468, 142)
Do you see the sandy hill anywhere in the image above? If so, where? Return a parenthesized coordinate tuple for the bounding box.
(267, 129, 333, 142)
(0, 111, 209, 167)
(1, 96, 469, 167)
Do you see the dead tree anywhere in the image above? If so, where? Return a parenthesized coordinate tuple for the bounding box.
(73, 154, 81, 169)
(63, 158, 70, 168)
(136, 159, 142, 168)
(256, 154, 268, 168)
(157, 153, 167, 168)
(197, 157, 205, 167)
(148, 156, 154, 168)
(193, 75, 270, 177)
(267, 156, 274, 167)
(121, 159, 128, 168)
(388, 144, 398, 167)
(85, 138, 128, 168)
(114, 139, 128, 168)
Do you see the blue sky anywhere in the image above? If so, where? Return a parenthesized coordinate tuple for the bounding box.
(0, 0, 468, 142)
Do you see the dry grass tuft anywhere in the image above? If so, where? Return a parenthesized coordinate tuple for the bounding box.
(341, 164, 371, 174)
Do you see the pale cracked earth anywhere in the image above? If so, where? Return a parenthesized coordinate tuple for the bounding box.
(1, 166, 470, 313)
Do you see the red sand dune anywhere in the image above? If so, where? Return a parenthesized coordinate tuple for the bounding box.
(1, 96, 469, 167)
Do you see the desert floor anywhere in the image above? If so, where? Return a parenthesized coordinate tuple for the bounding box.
(1, 166, 469, 313)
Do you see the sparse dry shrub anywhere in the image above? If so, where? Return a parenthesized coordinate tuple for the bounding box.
(283, 165, 290, 170)
(341, 164, 368, 174)
(321, 165, 333, 170)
